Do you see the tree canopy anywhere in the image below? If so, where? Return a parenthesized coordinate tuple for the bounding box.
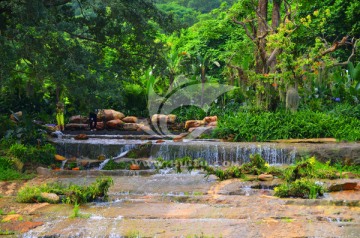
(0, 0, 359, 120)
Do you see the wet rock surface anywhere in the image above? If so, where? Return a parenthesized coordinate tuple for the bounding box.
(0, 174, 359, 237)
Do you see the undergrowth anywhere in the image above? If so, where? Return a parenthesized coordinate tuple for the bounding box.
(17, 177, 114, 204)
(155, 155, 357, 199)
(213, 110, 360, 141)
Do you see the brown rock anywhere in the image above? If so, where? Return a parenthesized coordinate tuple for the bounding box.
(204, 116, 217, 124)
(156, 140, 165, 143)
(122, 116, 138, 123)
(173, 137, 183, 142)
(65, 123, 88, 130)
(336, 172, 358, 179)
(16, 221, 44, 233)
(258, 174, 274, 181)
(40, 192, 60, 203)
(69, 115, 87, 124)
(55, 154, 67, 161)
(2, 214, 22, 222)
(188, 127, 197, 133)
(151, 114, 167, 124)
(106, 119, 123, 129)
(328, 181, 358, 192)
(138, 125, 151, 133)
(98, 109, 125, 121)
(173, 133, 188, 142)
(123, 123, 139, 131)
(96, 121, 104, 130)
(185, 120, 205, 129)
(130, 164, 140, 170)
(36, 167, 52, 176)
(74, 134, 89, 140)
(167, 114, 177, 124)
(207, 121, 217, 127)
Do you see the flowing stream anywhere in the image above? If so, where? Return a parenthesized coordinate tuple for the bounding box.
(51, 136, 360, 166)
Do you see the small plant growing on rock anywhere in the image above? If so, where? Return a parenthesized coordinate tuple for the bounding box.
(274, 178, 325, 199)
(241, 154, 268, 175)
(17, 176, 113, 204)
(284, 156, 338, 182)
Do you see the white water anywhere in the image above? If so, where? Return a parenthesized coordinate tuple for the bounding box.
(98, 159, 110, 170)
(98, 144, 138, 170)
(151, 142, 297, 165)
(60, 159, 68, 170)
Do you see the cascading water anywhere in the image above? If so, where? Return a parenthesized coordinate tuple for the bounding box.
(98, 159, 110, 170)
(52, 136, 359, 167)
(150, 141, 297, 165)
(60, 159, 68, 170)
(98, 144, 138, 170)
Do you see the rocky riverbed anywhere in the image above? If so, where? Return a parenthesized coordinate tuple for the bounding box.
(0, 172, 359, 237)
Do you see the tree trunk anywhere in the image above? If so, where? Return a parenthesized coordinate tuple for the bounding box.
(271, 0, 281, 31)
(255, 0, 268, 74)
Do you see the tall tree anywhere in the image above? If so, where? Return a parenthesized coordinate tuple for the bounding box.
(0, 0, 173, 114)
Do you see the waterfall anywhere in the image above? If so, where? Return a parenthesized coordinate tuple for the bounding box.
(60, 159, 68, 170)
(98, 144, 138, 170)
(98, 159, 110, 170)
(150, 142, 296, 165)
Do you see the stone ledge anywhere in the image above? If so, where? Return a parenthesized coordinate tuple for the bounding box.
(37, 167, 156, 177)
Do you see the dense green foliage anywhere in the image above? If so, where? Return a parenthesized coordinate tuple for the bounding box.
(102, 160, 131, 170)
(0, 157, 35, 181)
(0, 0, 359, 149)
(156, 155, 357, 198)
(214, 109, 360, 141)
(17, 176, 114, 204)
(7, 143, 56, 166)
(274, 178, 325, 199)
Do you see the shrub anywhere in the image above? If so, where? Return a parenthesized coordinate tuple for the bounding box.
(0, 168, 35, 181)
(241, 154, 268, 175)
(213, 110, 360, 141)
(7, 143, 55, 166)
(17, 176, 114, 204)
(274, 179, 325, 199)
(0, 156, 33, 181)
(284, 157, 338, 182)
(103, 160, 131, 170)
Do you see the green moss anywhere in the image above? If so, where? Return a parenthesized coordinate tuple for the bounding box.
(103, 160, 131, 170)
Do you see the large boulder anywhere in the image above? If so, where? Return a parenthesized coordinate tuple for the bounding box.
(122, 123, 139, 131)
(55, 154, 67, 161)
(185, 120, 205, 130)
(138, 125, 152, 133)
(106, 119, 124, 129)
(204, 116, 217, 124)
(98, 109, 125, 121)
(167, 114, 177, 124)
(122, 116, 138, 123)
(40, 192, 60, 203)
(258, 174, 274, 181)
(96, 121, 104, 130)
(151, 114, 176, 124)
(207, 121, 217, 127)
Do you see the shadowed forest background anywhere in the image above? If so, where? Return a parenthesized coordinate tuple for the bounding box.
(1, 0, 360, 142)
